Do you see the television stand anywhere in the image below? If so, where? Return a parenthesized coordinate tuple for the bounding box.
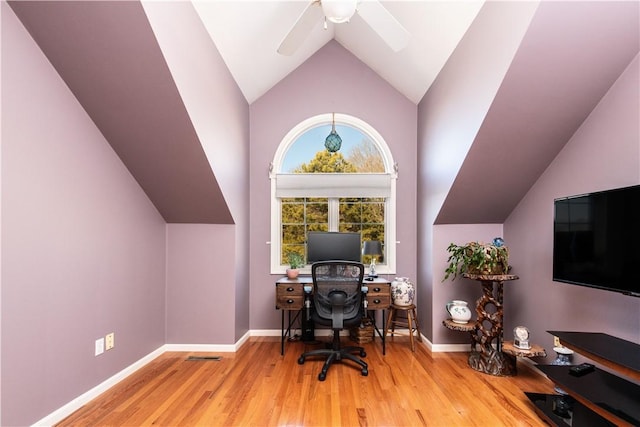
(527, 331, 640, 427)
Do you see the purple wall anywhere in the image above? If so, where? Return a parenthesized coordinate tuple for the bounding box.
(166, 225, 236, 344)
(1, 4, 166, 424)
(433, 224, 503, 346)
(417, 2, 538, 342)
(504, 54, 640, 358)
(249, 41, 417, 329)
(143, 1, 251, 343)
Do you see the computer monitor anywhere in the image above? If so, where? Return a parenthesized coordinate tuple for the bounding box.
(307, 232, 362, 263)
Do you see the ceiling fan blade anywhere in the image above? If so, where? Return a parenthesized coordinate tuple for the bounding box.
(357, 0, 410, 52)
(277, 1, 323, 56)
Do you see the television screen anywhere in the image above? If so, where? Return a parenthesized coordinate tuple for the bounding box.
(307, 232, 362, 263)
(553, 184, 640, 297)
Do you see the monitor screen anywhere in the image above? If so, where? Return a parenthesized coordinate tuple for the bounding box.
(307, 232, 362, 263)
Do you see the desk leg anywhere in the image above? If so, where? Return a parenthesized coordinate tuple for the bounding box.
(368, 310, 386, 355)
(281, 310, 285, 355)
(382, 309, 386, 355)
(280, 310, 301, 356)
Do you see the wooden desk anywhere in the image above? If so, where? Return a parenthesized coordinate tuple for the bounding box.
(276, 276, 391, 355)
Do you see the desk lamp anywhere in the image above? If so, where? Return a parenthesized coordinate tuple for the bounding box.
(362, 240, 383, 278)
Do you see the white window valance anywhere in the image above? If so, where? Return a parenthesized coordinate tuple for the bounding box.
(274, 173, 392, 198)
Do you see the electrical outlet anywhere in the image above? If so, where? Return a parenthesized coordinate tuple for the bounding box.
(553, 335, 561, 347)
(105, 332, 115, 351)
(95, 337, 105, 356)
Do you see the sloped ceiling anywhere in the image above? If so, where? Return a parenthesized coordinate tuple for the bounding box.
(436, 0, 640, 224)
(7, 1, 640, 225)
(192, 0, 484, 104)
(8, 0, 234, 224)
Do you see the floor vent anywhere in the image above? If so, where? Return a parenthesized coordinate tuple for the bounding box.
(186, 355, 222, 361)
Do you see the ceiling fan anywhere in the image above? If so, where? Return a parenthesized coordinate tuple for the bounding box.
(277, 0, 410, 56)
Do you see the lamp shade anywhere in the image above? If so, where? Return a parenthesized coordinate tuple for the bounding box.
(362, 240, 383, 256)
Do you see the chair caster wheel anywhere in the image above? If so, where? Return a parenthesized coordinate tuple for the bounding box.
(298, 357, 305, 365)
(318, 372, 327, 381)
(361, 369, 368, 376)
(360, 350, 367, 357)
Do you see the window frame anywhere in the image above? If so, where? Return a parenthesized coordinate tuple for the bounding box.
(270, 113, 397, 275)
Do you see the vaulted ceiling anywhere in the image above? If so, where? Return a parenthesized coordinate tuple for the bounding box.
(192, 1, 484, 104)
(7, 1, 640, 224)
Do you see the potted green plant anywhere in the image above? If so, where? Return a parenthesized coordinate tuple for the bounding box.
(286, 252, 305, 279)
(443, 240, 509, 281)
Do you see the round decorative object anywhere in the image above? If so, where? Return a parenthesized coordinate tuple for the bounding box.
(492, 237, 505, 247)
(551, 346, 574, 365)
(445, 300, 472, 324)
(324, 130, 342, 152)
(551, 347, 574, 395)
(390, 277, 415, 306)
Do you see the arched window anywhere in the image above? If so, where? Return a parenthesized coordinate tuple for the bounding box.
(270, 113, 397, 274)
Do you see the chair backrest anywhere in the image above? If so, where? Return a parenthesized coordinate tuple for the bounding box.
(311, 261, 365, 329)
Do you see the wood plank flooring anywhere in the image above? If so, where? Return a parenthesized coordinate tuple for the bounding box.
(56, 336, 554, 426)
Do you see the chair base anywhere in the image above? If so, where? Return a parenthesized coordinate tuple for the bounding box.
(298, 335, 368, 381)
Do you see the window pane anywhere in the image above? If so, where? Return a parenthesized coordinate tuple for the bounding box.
(306, 201, 328, 224)
(282, 125, 384, 173)
(280, 198, 329, 264)
(362, 201, 384, 224)
(282, 201, 304, 223)
(339, 197, 385, 264)
(339, 201, 363, 224)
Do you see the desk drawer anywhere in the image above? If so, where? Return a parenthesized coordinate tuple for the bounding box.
(276, 283, 303, 310)
(366, 283, 390, 309)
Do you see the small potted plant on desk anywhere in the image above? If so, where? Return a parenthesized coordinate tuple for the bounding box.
(286, 252, 305, 280)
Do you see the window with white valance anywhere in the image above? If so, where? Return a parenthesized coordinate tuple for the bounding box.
(270, 113, 397, 275)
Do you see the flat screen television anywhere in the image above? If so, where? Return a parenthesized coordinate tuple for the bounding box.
(307, 231, 362, 263)
(553, 184, 640, 297)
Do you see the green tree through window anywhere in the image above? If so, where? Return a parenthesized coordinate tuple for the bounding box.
(280, 134, 386, 265)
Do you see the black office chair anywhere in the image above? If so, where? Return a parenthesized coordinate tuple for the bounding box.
(298, 261, 368, 381)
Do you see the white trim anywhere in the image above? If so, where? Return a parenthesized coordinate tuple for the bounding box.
(31, 346, 166, 427)
(31, 330, 465, 426)
(275, 173, 392, 198)
(271, 113, 396, 176)
(250, 329, 284, 336)
(430, 342, 471, 352)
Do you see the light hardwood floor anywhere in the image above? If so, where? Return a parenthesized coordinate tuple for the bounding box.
(56, 336, 554, 426)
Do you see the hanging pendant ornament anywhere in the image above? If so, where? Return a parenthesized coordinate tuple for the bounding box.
(325, 113, 342, 153)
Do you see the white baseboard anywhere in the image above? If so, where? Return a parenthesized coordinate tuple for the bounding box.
(430, 342, 472, 352)
(32, 329, 468, 426)
(32, 346, 165, 427)
(165, 330, 252, 352)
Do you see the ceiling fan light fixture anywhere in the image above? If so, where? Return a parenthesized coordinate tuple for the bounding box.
(322, 0, 357, 24)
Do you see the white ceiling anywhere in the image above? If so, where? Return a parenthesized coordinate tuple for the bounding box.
(192, 0, 485, 104)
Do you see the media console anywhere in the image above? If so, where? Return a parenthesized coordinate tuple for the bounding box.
(527, 331, 640, 427)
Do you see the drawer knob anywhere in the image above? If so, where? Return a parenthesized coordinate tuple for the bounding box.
(374, 299, 381, 304)
(287, 299, 294, 304)
(286, 287, 294, 292)
(373, 287, 381, 292)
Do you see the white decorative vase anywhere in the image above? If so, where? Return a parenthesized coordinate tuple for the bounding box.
(391, 277, 415, 306)
(446, 300, 472, 324)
